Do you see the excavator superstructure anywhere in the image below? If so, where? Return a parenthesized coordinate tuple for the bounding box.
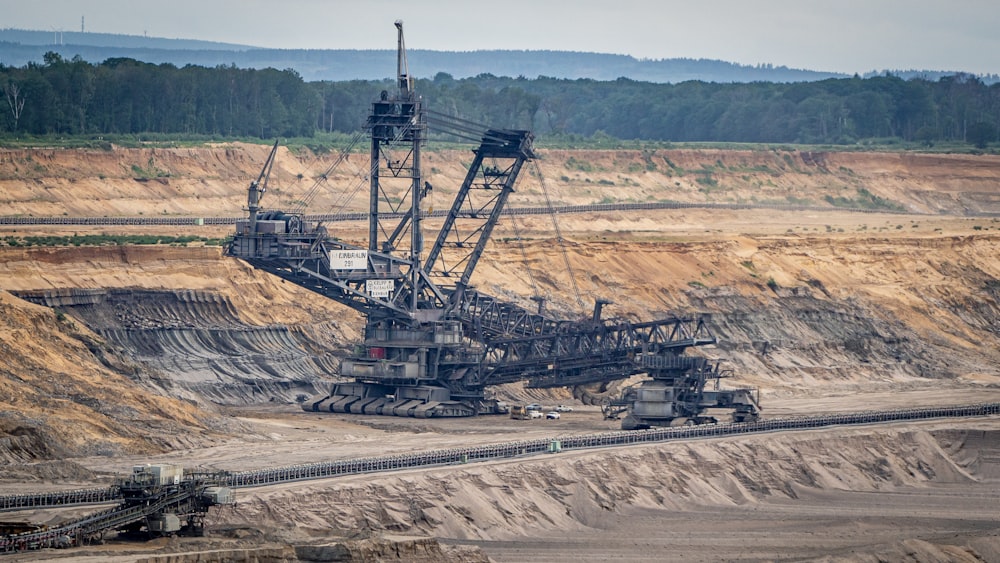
(227, 21, 759, 428)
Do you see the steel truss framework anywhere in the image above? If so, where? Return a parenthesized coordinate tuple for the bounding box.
(226, 22, 755, 423)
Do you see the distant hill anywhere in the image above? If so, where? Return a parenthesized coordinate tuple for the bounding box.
(2, 28, 996, 85)
(0, 28, 252, 51)
(1, 27, 845, 83)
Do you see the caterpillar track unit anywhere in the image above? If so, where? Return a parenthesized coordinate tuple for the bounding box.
(227, 21, 759, 427)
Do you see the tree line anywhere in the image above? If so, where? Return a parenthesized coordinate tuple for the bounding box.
(1, 53, 317, 138)
(2, 53, 998, 147)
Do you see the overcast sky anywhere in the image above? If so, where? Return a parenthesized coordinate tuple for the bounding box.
(3, 0, 998, 75)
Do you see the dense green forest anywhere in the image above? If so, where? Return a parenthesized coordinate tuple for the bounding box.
(2, 53, 998, 147)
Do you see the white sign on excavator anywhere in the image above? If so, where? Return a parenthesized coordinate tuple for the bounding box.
(331, 249, 368, 270)
(366, 279, 394, 298)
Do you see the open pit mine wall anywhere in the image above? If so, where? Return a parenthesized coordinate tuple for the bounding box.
(690, 285, 998, 386)
(13, 288, 346, 405)
(683, 239, 1000, 386)
(4, 146, 1000, 217)
(13, 246, 1000, 408)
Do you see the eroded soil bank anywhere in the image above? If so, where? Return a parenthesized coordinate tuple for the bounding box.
(3, 145, 1000, 217)
(2, 215, 998, 461)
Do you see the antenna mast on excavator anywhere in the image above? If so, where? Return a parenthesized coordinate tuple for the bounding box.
(395, 20, 413, 100)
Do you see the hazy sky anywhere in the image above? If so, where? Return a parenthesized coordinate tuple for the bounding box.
(3, 0, 998, 75)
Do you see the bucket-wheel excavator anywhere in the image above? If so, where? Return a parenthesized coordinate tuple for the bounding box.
(227, 21, 759, 429)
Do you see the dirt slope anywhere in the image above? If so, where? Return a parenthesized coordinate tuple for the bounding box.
(0, 245, 362, 461)
(0, 289, 215, 464)
(2, 145, 1000, 218)
(217, 422, 1000, 562)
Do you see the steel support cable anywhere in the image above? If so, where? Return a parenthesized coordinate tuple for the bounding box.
(294, 116, 417, 220)
(423, 116, 485, 143)
(289, 128, 368, 216)
(532, 159, 586, 312)
(425, 109, 489, 130)
(283, 141, 331, 213)
(424, 109, 519, 145)
(301, 131, 374, 219)
(336, 127, 411, 217)
(424, 110, 491, 139)
(425, 127, 481, 144)
(325, 167, 373, 224)
(507, 210, 542, 305)
(424, 122, 514, 146)
(315, 119, 419, 222)
(424, 109, 518, 145)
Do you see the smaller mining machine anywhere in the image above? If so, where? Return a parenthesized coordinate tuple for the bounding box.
(0, 465, 233, 552)
(227, 21, 759, 429)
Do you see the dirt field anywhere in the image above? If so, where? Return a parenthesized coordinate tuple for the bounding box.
(1, 144, 999, 561)
(4, 399, 999, 563)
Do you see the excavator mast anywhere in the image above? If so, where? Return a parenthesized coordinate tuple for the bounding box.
(395, 20, 413, 100)
(227, 22, 759, 427)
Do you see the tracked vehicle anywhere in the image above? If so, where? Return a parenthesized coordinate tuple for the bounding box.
(227, 21, 759, 427)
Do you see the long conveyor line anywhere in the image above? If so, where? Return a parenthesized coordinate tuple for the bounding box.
(6, 402, 996, 512)
(3, 402, 997, 554)
(222, 402, 1000, 487)
(0, 486, 119, 512)
(0, 199, 915, 226)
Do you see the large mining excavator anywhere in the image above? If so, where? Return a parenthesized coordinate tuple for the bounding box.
(227, 21, 759, 429)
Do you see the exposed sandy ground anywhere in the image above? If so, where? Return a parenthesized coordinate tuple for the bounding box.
(5, 410, 1000, 563)
(1, 144, 999, 561)
(2, 145, 999, 217)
